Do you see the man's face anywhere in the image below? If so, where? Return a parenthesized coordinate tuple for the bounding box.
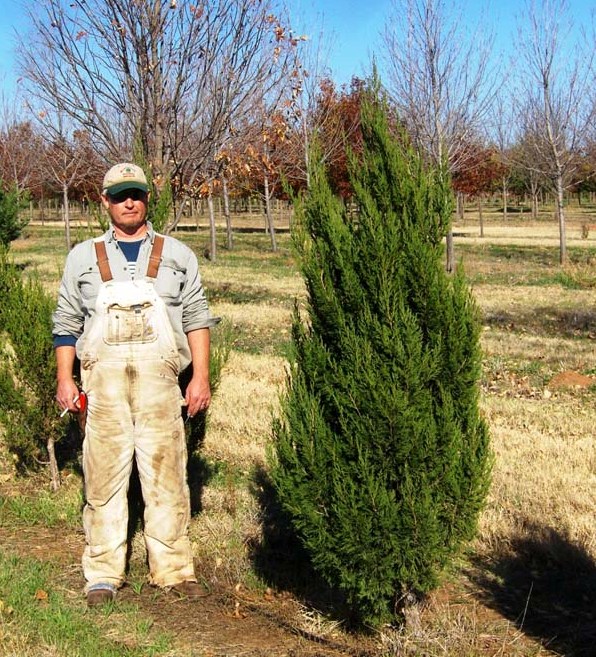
(101, 188, 149, 236)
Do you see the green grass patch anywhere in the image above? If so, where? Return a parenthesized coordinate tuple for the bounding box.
(205, 458, 251, 489)
(475, 244, 559, 265)
(460, 243, 596, 262)
(473, 270, 596, 288)
(0, 486, 82, 528)
(459, 243, 596, 288)
(0, 551, 172, 656)
(530, 271, 591, 289)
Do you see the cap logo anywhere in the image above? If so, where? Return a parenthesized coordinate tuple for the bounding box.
(102, 162, 149, 194)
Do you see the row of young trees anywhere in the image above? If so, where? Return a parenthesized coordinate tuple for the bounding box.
(3, 78, 595, 234)
(1, 0, 595, 262)
(2, 80, 595, 210)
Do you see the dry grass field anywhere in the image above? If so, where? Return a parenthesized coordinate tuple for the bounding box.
(1, 205, 595, 656)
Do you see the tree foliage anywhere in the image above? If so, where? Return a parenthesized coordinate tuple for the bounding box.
(270, 88, 492, 627)
(452, 145, 507, 196)
(0, 183, 28, 246)
(0, 249, 62, 471)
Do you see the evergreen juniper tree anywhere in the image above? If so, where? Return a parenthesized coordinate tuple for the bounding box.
(270, 88, 492, 627)
(0, 183, 28, 247)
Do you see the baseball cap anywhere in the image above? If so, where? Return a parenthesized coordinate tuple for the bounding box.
(103, 163, 149, 195)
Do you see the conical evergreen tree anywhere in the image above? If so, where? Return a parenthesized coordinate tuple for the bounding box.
(270, 88, 492, 627)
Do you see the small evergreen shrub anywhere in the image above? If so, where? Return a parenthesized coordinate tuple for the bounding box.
(147, 175, 173, 233)
(0, 183, 28, 246)
(0, 249, 63, 470)
(270, 90, 492, 627)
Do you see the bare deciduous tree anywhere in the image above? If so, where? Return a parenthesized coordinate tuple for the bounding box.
(514, 0, 595, 264)
(490, 96, 516, 222)
(280, 24, 361, 191)
(19, 0, 297, 233)
(382, 0, 497, 269)
(38, 109, 103, 249)
(0, 92, 43, 197)
(383, 0, 496, 171)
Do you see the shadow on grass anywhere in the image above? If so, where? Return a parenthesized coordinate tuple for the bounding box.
(483, 307, 596, 339)
(467, 524, 596, 657)
(248, 466, 358, 628)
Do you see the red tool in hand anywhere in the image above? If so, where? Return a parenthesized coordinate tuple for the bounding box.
(76, 391, 87, 414)
(59, 391, 88, 417)
(76, 391, 88, 434)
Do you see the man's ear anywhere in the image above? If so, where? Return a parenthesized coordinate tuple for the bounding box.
(100, 193, 110, 210)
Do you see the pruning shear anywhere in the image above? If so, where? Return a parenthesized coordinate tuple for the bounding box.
(59, 391, 88, 417)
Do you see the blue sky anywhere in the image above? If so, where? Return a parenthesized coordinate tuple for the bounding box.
(0, 0, 29, 93)
(298, 0, 595, 85)
(288, 0, 392, 83)
(0, 1, 594, 96)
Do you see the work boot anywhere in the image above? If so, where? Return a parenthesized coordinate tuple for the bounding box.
(86, 584, 116, 607)
(169, 580, 210, 599)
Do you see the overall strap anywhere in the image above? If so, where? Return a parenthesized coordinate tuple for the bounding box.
(94, 240, 113, 282)
(146, 235, 165, 278)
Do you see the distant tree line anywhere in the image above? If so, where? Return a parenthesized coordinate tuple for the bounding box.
(0, 0, 594, 262)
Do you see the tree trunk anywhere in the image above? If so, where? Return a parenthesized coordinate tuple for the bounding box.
(502, 179, 508, 220)
(166, 170, 200, 234)
(445, 230, 454, 273)
(478, 197, 484, 238)
(264, 172, 277, 252)
(47, 436, 60, 491)
(223, 177, 233, 250)
(457, 191, 464, 221)
(63, 183, 71, 250)
(207, 183, 217, 262)
(555, 173, 567, 265)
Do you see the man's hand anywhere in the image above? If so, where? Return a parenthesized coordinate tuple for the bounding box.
(56, 377, 81, 414)
(185, 374, 211, 417)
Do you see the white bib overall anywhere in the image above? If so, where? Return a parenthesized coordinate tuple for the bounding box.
(78, 249, 196, 591)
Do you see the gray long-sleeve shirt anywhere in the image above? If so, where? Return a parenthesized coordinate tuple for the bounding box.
(52, 222, 219, 370)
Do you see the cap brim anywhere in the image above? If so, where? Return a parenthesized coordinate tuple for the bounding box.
(105, 181, 149, 195)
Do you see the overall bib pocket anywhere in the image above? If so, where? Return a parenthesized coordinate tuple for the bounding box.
(104, 301, 157, 344)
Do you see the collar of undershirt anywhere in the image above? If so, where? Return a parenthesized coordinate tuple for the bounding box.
(117, 239, 143, 262)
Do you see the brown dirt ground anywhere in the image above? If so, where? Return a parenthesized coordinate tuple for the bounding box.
(0, 522, 379, 656)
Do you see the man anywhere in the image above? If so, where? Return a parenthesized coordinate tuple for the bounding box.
(53, 163, 219, 606)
